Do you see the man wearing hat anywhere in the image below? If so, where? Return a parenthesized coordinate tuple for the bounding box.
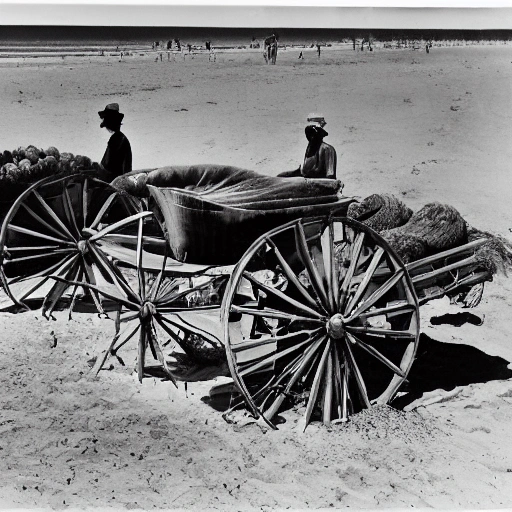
(278, 114, 337, 179)
(98, 103, 132, 182)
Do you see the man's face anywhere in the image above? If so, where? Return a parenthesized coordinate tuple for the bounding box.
(305, 126, 322, 142)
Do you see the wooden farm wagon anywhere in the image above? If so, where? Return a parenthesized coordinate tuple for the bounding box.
(0, 167, 494, 430)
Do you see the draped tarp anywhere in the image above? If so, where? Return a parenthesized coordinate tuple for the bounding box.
(111, 166, 353, 265)
(111, 165, 344, 208)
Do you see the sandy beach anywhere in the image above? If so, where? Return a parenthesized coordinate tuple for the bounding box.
(1, 43, 512, 509)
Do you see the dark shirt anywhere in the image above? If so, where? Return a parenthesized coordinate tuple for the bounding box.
(301, 142, 337, 179)
(100, 131, 132, 181)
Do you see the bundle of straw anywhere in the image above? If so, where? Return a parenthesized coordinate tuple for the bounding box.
(379, 230, 427, 263)
(380, 202, 468, 263)
(467, 224, 512, 275)
(347, 193, 413, 232)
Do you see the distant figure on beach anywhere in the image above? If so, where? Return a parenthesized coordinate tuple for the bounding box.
(209, 47, 216, 62)
(175, 38, 181, 51)
(277, 114, 337, 180)
(206, 41, 211, 51)
(187, 44, 192, 53)
(426, 44, 430, 53)
(264, 33, 278, 65)
(98, 103, 132, 182)
(317, 44, 321, 57)
(298, 51, 304, 59)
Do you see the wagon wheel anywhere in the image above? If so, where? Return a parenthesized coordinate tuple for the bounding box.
(0, 173, 142, 316)
(221, 216, 420, 430)
(53, 211, 227, 382)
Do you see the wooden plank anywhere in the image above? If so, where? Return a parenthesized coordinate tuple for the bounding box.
(405, 238, 487, 272)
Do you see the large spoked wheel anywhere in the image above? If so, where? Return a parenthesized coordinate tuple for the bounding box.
(221, 216, 420, 430)
(0, 173, 141, 316)
(61, 211, 228, 383)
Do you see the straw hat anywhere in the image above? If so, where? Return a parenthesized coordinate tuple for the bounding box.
(306, 113, 327, 128)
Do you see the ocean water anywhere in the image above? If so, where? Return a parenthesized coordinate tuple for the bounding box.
(0, 26, 510, 50)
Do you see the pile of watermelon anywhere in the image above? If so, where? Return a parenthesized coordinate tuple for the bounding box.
(0, 146, 99, 219)
(0, 145, 98, 186)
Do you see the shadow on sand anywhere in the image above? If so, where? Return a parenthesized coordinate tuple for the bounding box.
(392, 332, 512, 410)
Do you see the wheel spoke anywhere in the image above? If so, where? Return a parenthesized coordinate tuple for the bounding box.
(136, 218, 146, 300)
(137, 325, 147, 383)
(294, 222, 329, 311)
(266, 237, 319, 310)
(230, 305, 325, 324)
(303, 338, 332, 431)
(237, 336, 313, 378)
(5, 245, 63, 252)
(322, 349, 334, 425)
(8, 224, 75, 246)
(89, 211, 153, 241)
(8, 252, 75, 286)
(3, 248, 73, 265)
(374, 341, 416, 405)
(149, 245, 168, 302)
(32, 190, 75, 241)
(346, 332, 406, 378)
(147, 320, 178, 387)
(344, 247, 385, 316)
(21, 203, 72, 241)
(88, 242, 141, 304)
(11, 253, 76, 304)
(89, 193, 118, 230)
(111, 321, 141, 356)
(344, 339, 371, 408)
(338, 231, 365, 305)
(63, 185, 80, 238)
(242, 271, 325, 319)
(68, 268, 84, 320)
(262, 334, 325, 420)
(231, 329, 320, 354)
(341, 357, 349, 422)
(154, 316, 185, 348)
(50, 274, 139, 311)
(346, 325, 415, 339)
(322, 222, 337, 311)
(101, 234, 167, 247)
(82, 178, 89, 229)
(344, 269, 405, 321)
(332, 343, 343, 421)
(347, 301, 415, 322)
(42, 255, 80, 317)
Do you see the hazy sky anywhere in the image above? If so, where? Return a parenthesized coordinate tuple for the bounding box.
(1, 2, 512, 29)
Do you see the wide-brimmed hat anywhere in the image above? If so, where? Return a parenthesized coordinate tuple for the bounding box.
(306, 113, 326, 128)
(98, 103, 124, 127)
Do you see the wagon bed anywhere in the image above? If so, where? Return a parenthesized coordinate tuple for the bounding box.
(0, 168, 496, 430)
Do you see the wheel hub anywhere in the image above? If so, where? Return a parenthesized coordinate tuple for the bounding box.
(327, 313, 345, 339)
(77, 239, 88, 255)
(139, 301, 156, 321)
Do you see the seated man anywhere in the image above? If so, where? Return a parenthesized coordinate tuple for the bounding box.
(278, 114, 337, 179)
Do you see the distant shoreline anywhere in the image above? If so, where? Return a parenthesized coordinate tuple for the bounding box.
(1, 39, 511, 60)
